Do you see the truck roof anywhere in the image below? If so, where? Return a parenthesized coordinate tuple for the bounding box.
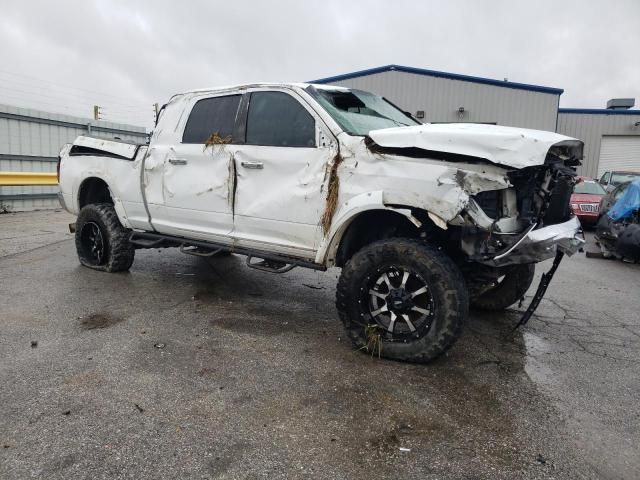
(173, 82, 350, 98)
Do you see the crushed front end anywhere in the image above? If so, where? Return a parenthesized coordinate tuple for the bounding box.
(457, 140, 585, 326)
(460, 140, 585, 266)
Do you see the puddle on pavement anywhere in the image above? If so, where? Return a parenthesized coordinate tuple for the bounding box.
(522, 331, 556, 388)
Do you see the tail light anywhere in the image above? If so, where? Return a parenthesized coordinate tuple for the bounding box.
(56, 155, 61, 183)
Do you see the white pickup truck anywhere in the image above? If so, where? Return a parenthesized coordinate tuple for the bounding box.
(58, 83, 584, 363)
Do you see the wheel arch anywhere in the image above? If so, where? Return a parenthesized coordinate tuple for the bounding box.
(76, 176, 131, 229)
(317, 191, 446, 267)
(77, 177, 113, 209)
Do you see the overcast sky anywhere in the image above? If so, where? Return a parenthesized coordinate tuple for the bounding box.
(1, 0, 638, 128)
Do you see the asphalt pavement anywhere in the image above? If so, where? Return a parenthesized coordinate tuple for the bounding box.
(1, 210, 639, 479)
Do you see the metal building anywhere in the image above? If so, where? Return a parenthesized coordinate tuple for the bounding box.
(310, 64, 563, 132)
(557, 109, 640, 179)
(0, 103, 148, 211)
(311, 65, 640, 178)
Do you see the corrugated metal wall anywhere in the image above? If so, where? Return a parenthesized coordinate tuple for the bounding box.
(0, 103, 148, 211)
(557, 112, 640, 178)
(321, 70, 560, 131)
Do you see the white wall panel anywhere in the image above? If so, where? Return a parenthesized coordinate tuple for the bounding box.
(321, 70, 560, 131)
(598, 136, 640, 175)
(557, 112, 640, 178)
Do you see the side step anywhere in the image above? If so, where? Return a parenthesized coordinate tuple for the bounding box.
(129, 235, 169, 248)
(128, 231, 325, 273)
(245, 256, 295, 273)
(180, 245, 224, 257)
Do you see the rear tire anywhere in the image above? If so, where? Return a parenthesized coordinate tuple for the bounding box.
(471, 264, 535, 311)
(75, 203, 134, 272)
(336, 238, 468, 363)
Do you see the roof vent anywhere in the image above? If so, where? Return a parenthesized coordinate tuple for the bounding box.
(606, 98, 635, 110)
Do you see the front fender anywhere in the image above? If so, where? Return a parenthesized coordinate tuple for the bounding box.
(315, 190, 421, 266)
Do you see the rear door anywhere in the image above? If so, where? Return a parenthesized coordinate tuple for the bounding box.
(148, 93, 242, 241)
(231, 89, 335, 259)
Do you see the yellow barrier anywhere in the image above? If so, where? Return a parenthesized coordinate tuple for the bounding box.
(0, 172, 58, 186)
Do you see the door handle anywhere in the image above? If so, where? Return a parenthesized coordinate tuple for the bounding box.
(240, 161, 263, 169)
(168, 159, 188, 165)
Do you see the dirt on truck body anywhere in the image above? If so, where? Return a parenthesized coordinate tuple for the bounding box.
(57, 82, 585, 363)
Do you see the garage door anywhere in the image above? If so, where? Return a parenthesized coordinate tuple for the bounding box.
(598, 135, 640, 176)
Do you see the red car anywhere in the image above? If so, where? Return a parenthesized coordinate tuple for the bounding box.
(570, 177, 606, 226)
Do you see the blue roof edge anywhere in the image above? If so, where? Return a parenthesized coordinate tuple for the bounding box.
(559, 108, 640, 116)
(308, 64, 564, 95)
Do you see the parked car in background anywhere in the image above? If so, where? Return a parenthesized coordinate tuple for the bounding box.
(599, 181, 633, 216)
(598, 170, 640, 192)
(569, 177, 606, 226)
(596, 180, 640, 262)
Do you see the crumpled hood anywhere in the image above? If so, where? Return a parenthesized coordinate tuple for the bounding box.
(368, 123, 582, 169)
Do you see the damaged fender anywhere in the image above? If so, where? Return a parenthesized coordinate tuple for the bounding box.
(317, 190, 422, 265)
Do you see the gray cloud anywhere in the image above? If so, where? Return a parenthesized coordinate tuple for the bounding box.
(1, 0, 638, 128)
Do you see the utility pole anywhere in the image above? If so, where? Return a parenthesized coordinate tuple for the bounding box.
(93, 105, 101, 120)
(153, 103, 160, 124)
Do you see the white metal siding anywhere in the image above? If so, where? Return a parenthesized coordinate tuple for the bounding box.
(320, 70, 560, 131)
(557, 112, 640, 178)
(0, 103, 148, 211)
(598, 136, 640, 176)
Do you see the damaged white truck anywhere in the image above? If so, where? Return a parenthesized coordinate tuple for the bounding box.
(58, 83, 584, 363)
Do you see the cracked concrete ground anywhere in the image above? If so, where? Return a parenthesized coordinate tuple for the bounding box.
(1, 210, 639, 479)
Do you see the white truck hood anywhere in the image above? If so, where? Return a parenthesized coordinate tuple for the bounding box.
(368, 123, 582, 169)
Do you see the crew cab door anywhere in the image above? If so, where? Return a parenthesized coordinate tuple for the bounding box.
(144, 93, 242, 242)
(232, 89, 336, 259)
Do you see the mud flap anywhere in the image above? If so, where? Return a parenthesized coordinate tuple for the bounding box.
(513, 251, 564, 329)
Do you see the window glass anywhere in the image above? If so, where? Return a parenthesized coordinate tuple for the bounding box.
(246, 92, 315, 147)
(600, 172, 610, 184)
(574, 180, 606, 195)
(611, 172, 640, 186)
(614, 184, 629, 199)
(307, 86, 420, 136)
(182, 95, 241, 143)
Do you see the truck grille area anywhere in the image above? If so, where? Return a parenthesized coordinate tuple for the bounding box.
(507, 160, 577, 228)
(462, 143, 581, 264)
(473, 191, 500, 219)
(542, 174, 573, 225)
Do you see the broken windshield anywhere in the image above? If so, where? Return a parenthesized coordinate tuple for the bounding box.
(307, 86, 420, 135)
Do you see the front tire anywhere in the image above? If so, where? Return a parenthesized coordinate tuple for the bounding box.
(75, 203, 135, 272)
(336, 238, 468, 363)
(470, 264, 535, 311)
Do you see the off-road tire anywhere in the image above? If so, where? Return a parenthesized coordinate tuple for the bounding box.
(471, 264, 535, 311)
(336, 238, 468, 363)
(75, 203, 134, 272)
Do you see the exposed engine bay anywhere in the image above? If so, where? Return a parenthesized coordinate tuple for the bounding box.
(459, 142, 583, 266)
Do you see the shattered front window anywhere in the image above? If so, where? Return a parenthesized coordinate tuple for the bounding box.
(307, 86, 419, 135)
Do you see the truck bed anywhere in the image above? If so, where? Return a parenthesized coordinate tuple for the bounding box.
(70, 136, 142, 160)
